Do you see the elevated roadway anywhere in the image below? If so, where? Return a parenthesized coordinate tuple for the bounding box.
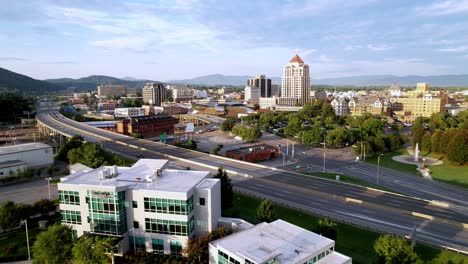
(36, 109, 468, 253)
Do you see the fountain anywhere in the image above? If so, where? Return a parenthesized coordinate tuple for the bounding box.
(414, 143, 419, 162)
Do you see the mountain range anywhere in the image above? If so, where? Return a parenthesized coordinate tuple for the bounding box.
(45, 76, 161, 91)
(0, 67, 63, 95)
(169, 74, 468, 87)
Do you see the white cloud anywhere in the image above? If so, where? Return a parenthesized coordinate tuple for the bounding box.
(438, 45, 468, 52)
(344, 45, 363, 51)
(367, 44, 393, 51)
(415, 0, 468, 15)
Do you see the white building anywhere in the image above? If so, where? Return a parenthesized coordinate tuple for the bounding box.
(259, 97, 277, 109)
(114, 107, 145, 118)
(244, 86, 260, 103)
(209, 219, 351, 264)
(388, 82, 401, 97)
(0, 143, 53, 177)
(331, 97, 350, 116)
(142, 83, 167, 106)
(58, 159, 221, 255)
(194, 90, 208, 99)
(281, 54, 311, 106)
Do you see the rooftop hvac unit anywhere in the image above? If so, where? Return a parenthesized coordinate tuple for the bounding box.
(98, 170, 107, 181)
(111, 165, 118, 176)
(153, 169, 162, 177)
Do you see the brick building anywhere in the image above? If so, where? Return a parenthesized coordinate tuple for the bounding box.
(225, 144, 279, 163)
(116, 115, 179, 138)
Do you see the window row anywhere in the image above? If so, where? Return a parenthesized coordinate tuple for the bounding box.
(59, 190, 80, 205)
(129, 238, 181, 255)
(61, 210, 82, 224)
(144, 217, 194, 236)
(303, 247, 334, 264)
(218, 250, 240, 264)
(143, 197, 193, 215)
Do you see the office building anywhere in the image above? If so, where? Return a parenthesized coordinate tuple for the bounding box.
(97, 85, 127, 97)
(393, 83, 448, 119)
(247, 75, 272, 98)
(281, 54, 311, 106)
(244, 86, 260, 103)
(114, 107, 146, 118)
(209, 219, 351, 264)
(58, 159, 221, 255)
(142, 83, 167, 106)
(116, 115, 179, 138)
(167, 85, 195, 103)
(97, 101, 118, 111)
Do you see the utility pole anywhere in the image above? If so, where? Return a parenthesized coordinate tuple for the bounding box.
(292, 141, 295, 159)
(24, 219, 31, 260)
(321, 141, 326, 172)
(377, 154, 384, 185)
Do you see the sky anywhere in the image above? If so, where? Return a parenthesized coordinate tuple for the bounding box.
(0, 0, 468, 81)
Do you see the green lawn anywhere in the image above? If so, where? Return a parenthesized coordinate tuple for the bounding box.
(365, 148, 419, 174)
(0, 226, 41, 259)
(304, 172, 397, 193)
(365, 148, 468, 190)
(224, 193, 468, 264)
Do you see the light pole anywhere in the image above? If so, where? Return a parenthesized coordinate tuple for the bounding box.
(24, 219, 31, 260)
(320, 141, 326, 172)
(377, 154, 384, 185)
(46, 177, 52, 200)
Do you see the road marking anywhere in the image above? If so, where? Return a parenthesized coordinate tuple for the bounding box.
(412, 212, 434, 220)
(345, 197, 363, 204)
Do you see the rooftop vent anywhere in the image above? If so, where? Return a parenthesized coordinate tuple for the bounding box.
(153, 169, 162, 177)
(98, 170, 108, 181)
(111, 165, 118, 176)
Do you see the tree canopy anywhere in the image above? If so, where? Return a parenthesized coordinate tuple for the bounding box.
(256, 199, 278, 223)
(213, 168, 233, 209)
(374, 234, 417, 264)
(32, 224, 74, 264)
(72, 235, 113, 264)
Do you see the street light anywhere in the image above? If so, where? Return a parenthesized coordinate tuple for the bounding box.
(377, 154, 384, 185)
(46, 177, 52, 200)
(23, 219, 31, 260)
(320, 141, 326, 172)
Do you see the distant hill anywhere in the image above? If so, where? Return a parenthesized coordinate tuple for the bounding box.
(0, 67, 63, 95)
(45, 76, 162, 91)
(314, 74, 468, 86)
(169, 73, 468, 87)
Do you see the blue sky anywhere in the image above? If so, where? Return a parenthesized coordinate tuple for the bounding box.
(0, 0, 468, 81)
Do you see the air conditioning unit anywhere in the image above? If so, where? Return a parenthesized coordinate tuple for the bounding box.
(153, 169, 162, 177)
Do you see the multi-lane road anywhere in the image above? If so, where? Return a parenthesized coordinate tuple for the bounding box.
(36, 109, 468, 253)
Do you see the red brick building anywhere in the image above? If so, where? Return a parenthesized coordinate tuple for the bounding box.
(116, 115, 179, 138)
(226, 144, 279, 163)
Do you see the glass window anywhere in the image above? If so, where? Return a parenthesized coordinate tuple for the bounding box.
(130, 236, 146, 252)
(61, 210, 82, 224)
(143, 196, 193, 215)
(170, 240, 182, 255)
(59, 190, 80, 205)
(133, 221, 139, 229)
(199, 198, 205, 206)
(144, 217, 194, 236)
(132, 201, 138, 208)
(152, 238, 164, 254)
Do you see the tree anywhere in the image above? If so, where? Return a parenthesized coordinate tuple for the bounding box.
(68, 143, 106, 168)
(256, 199, 277, 223)
(46, 165, 56, 176)
(316, 219, 337, 240)
(32, 224, 74, 264)
(211, 145, 223, 155)
(220, 117, 236, 132)
(373, 234, 417, 264)
(131, 133, 143, 139)
(186, 226, 232, 263)
(447, 131, 468, 165)
(302, 126, 324, 145)
(410, 119, 425, 147)
(73, 235, 113, 264)
(213, 168, 233, 209)
(33, 199, 57, 215)
(186, 139, 198, 150)
(361, 118, 384, 139)
(55, 135, 84, 162)
(284, 117, 302, 136)
(421, 133, 432, 152)
(431, 130, 443, 153)
(0, 201, 19, 231)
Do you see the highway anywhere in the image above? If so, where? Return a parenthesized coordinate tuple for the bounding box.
(37, 109, 468, 252)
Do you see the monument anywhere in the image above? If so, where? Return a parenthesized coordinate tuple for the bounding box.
(414, 143, 419, 162)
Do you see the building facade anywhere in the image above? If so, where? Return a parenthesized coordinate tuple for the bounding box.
(209, 219, 351, 264)
(97, 85, 127, 97)
(225, 144, 279, 163)
(114, 107, 146, 118)
(281, 54, 311, 106)
(244, 86, 260, 103)
(142, 83, 167, 106)
(247, 75, 272, 98)
(330, 97, 350, 116)
(98, 101, 118, 111)
(168, 86, 195, 103)
(0, 143, 53, 173)
(116, 115, 179, 138)
(58, 159, 221, 255)
(393, 83, 447, 118)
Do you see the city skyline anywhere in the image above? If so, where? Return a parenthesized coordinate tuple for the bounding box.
(1, 0, 468, 80)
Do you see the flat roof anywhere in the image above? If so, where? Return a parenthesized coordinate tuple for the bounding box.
(226, 144, 277, 155)
(211, 220, 341, 264)
(0, 143, 51, 156)
(60, 159, 210, 193)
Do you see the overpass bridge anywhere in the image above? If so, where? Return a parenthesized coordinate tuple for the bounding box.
(35, 108, 468, 254)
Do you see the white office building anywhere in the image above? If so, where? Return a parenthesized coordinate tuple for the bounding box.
(281, 54, 311, 106)
(114, 107, 146, 118)
(209, 219, 351, 264)
(0, 143, 53, 177)
(58, 159, 221, 255)
(244, 86, 260, 103)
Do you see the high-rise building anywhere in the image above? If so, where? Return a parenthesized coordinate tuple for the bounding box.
(247, 75, 272, 98)
(142, 83, 167, 106)
(244, 86, 260, 103)
(58, 159, 221, 255)
(281, 54, 311, 106)
(97, 85, 127, 97)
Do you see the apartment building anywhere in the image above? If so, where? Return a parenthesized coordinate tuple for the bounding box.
(209, 219, 351, 264)
(58, 159, 221, 255)
(393, 83, 447, 119)
(168, 85, 195, 103)
(330, 97, 350, 116)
